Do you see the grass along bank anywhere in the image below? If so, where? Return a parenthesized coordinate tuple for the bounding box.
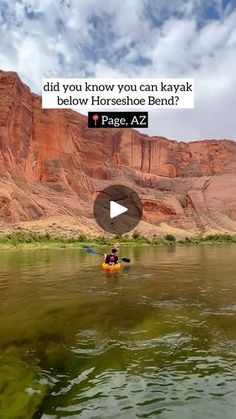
(0, 232, 236, 249)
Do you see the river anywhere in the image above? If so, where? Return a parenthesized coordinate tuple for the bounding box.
(0, 245, 236, 418)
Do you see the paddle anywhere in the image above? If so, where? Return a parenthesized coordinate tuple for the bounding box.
(86, 248, 131, 263)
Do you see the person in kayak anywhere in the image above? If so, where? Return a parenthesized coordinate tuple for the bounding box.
(104, 248, 119, 265)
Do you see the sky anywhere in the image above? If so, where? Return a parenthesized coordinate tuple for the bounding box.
(0, 0, 236, 141)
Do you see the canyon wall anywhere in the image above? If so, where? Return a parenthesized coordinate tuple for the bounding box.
(0, 70, 236, 235)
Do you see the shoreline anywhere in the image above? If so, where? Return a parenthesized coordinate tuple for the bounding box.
(0, 232, 236, 250)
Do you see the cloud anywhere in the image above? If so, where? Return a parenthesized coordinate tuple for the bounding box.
(0, 0, 235, 140)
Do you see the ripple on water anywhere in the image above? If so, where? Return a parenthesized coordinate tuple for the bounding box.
(125, 332, 192, 351)
(45, 362, 236, 419)
(1, 247, 236, 418)
(61, 331, 235, 416)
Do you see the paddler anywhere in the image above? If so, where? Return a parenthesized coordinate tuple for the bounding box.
(104, 248, 119, 266)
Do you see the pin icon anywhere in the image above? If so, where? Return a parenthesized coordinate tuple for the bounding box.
(92, 114, 99, 126)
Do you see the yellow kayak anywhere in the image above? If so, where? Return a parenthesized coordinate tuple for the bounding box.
(102, 262, 121, 272)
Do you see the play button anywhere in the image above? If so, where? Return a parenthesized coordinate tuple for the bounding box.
(93, 184, 143, 234)
(110, 201, 128, 219)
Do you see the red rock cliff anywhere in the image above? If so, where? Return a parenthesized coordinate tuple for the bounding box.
(0, 70, 236, 235)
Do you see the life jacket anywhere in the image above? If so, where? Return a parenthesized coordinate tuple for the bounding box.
(107, 254, 116, 265)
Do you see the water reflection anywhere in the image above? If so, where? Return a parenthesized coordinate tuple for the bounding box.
(0, 245, 236, 418)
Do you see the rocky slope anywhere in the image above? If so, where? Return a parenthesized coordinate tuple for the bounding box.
(0, 70, 236, 236)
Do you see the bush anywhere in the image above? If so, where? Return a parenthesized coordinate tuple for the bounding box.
(132, 231, 140, 240)
(183, 236, 193, 244)
(164, 234, 176, 242)
(121, 234, 130, 242)
(95, 236, 111, 245)
(114, 234, 122, 240)
(77, 234, 86, 242)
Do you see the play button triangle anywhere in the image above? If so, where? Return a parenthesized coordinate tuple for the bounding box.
(110, 201, 128, 219)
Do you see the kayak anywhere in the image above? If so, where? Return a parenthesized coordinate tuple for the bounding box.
(102, 262, 121, 272)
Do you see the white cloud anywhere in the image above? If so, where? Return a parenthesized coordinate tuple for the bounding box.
(0, 0, 235, 140)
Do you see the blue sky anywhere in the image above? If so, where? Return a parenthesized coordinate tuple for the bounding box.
(0, 0, 236, 140)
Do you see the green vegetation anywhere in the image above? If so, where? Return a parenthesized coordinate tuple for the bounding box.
(0, 349, 47, 418)
(178, 233, 236, 245)
(163, 234, 176, 243)
(0, 231, 236, 249)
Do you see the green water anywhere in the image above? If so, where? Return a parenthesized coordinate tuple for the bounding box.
(0, 245, 236, 418)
